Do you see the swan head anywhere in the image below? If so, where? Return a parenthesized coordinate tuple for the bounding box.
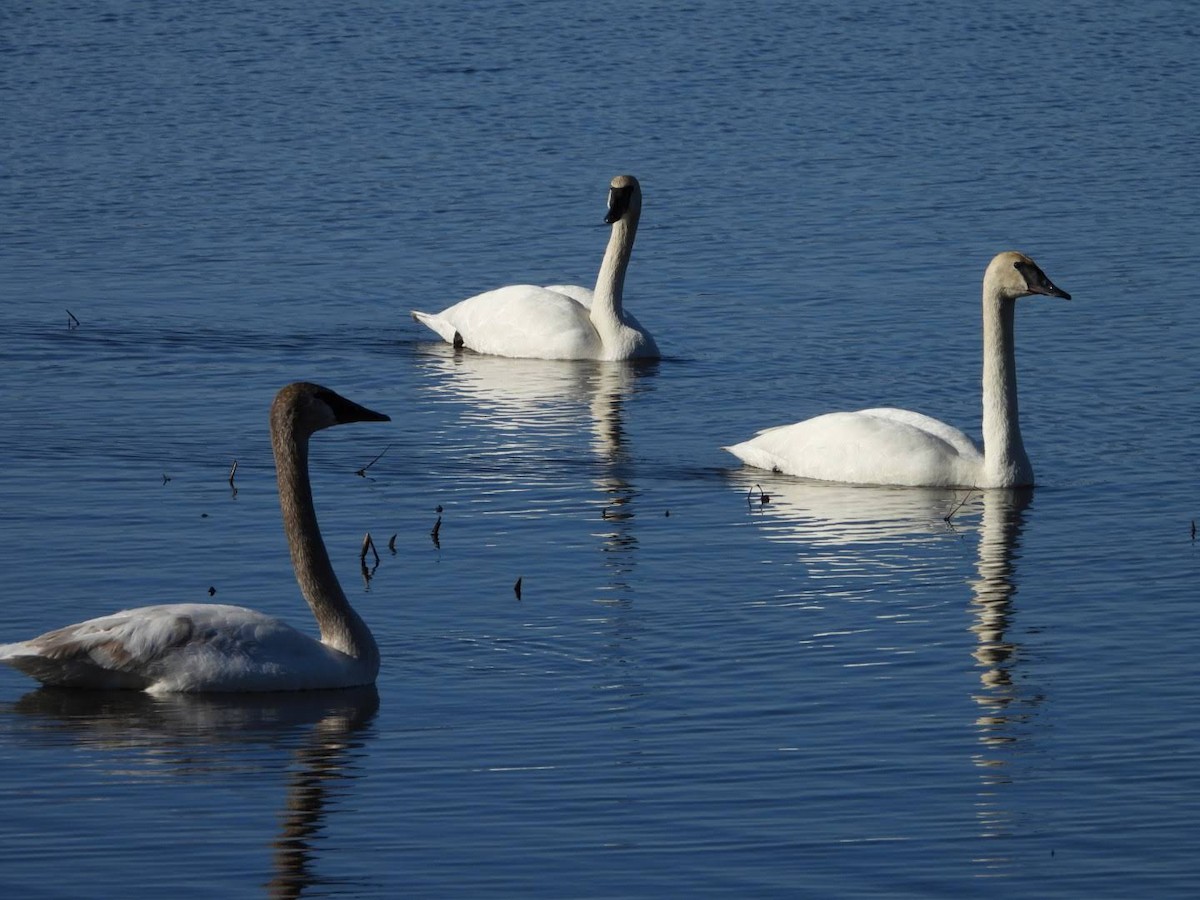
(604, 175, 641, 225)
(273, 382, 391, 437)
(987, 251, 1071, 301)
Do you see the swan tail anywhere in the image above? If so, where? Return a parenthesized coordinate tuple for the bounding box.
(1, 648, 150, 691)
(411, 310, 463, 347)
(0, 642, 24, 662)
(722, 442, 783, 473)
(0, 643, 152, 690)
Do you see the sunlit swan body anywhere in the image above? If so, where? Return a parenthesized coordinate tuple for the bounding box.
(411, 175, 659, 361)
(724, 252, 1070, 488)
(0, 383, 389, 693)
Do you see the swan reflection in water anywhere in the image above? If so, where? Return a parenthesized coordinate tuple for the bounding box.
(732, 473, 1042, 866)
(732, 470, 978, 547)
(729, 469, 982, 607)
(7, 686, 378, 899)
(966, 487, 1041, 868)
(418, 345, 657, 605)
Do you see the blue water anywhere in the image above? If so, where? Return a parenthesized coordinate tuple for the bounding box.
(2, 0, 1198, 896)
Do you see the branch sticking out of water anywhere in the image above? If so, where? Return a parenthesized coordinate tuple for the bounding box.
(360, 532, 380, 566)
(356, 444, 391, 477)
(944, 489, 977, 523)
(360, 557, 379, 589)
(514, 577, 522, 601)
(66, 309, 80, 330)
(747, 484, 770, 506)
(228, 460, 239, 497)
(388, 533, 397, 554)
(430, 515, 442, 549)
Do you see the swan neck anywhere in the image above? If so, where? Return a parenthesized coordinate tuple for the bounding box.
(274, 421, 379, 670)
(590, 214, 638, 343)
(980, 284, 1030, 486)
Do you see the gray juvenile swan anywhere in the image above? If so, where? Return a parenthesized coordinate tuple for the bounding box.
(0, 382, 390, 693)
(411, 174, 660, 360)
(724, 252, 1071, 488)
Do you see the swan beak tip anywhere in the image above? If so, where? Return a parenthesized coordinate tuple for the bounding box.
(1037, 283, 1071, 301)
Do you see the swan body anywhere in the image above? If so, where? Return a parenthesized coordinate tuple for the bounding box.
(725, 252, 1070, 488)
(411, 175, 659, 361)
(0, 382, 389, 693)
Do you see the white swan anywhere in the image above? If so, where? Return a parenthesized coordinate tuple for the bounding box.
(724, 252, 1070, 488)
(411, 174, 660, 361)
(0, 382, 389, 693)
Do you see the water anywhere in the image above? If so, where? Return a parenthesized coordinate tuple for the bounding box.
(2, 0, 1198, 896)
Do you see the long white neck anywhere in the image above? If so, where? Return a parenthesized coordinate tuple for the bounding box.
(980, 283, 1032, 487)
(274, 422, 380, 672)
(589, 213, 638, 349)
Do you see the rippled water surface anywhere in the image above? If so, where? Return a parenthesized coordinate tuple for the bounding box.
(2, 1, 1198, 897)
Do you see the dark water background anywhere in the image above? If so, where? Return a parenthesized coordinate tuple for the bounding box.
(2, 1, 1197, 896)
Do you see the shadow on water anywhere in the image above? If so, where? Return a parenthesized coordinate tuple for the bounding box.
(6, 686, 379, 898)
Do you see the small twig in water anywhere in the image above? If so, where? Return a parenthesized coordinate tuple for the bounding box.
(747, 484, 770, 506)
(66, 309, 80, 330)
(360, 532, 380, 566)
(388, 533, 397, 554)
(944, 489, 977, 523)
(356, 444, 391, 477)
(430, 515, 442, 548)
(360, 534, 380, 587)
(1192, 520, 1196, 541)
(228, 459, 239, 494)
(162, 474, 171, 485)
(360, 557, 378, 588)
(514, 577, 522, 601)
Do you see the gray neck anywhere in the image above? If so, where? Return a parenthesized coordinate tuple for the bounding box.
(589, 214, 638, 347)
(275, 423, 380, 670)
(980, 286, 1032, 487)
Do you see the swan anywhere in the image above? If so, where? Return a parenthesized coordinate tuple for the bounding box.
(0, 382, 390, 693)
(411, 174, 660, 361)
(724, 252, 1070, 488)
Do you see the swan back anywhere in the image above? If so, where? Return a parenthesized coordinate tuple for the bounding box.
(726, 409, 984, 487)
